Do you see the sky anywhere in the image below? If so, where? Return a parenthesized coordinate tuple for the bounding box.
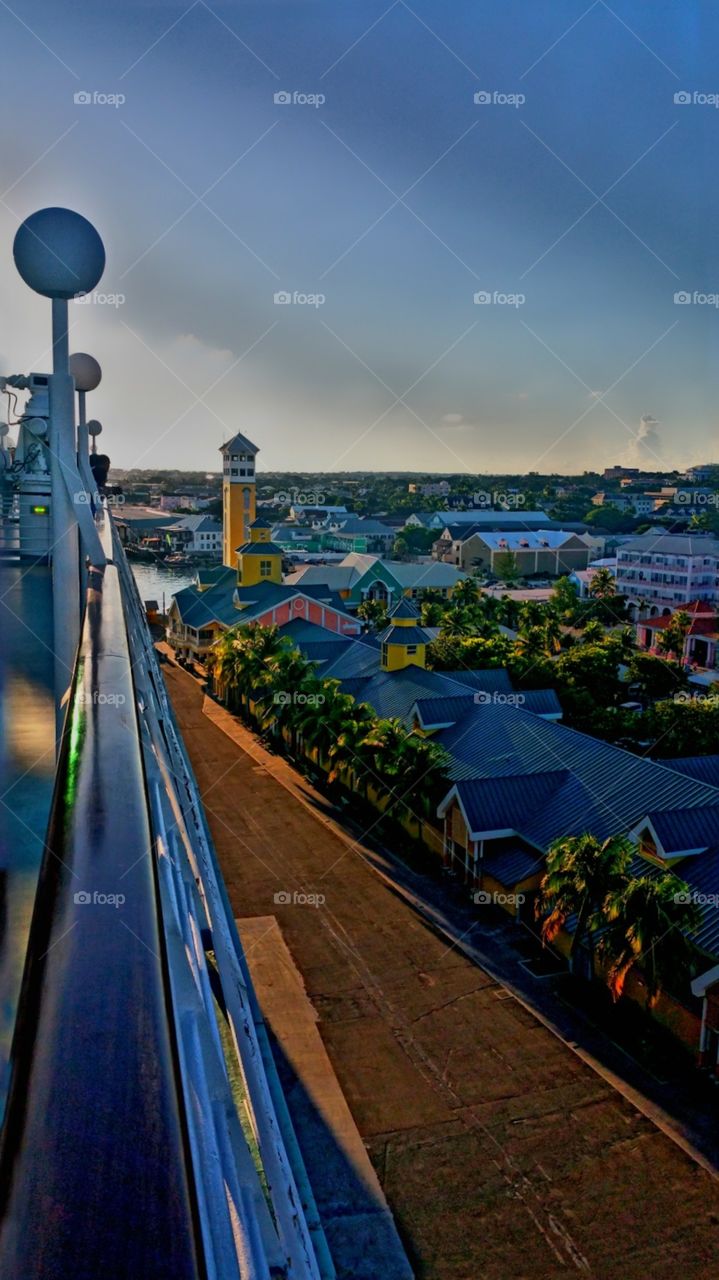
(1, 0, 718, 475)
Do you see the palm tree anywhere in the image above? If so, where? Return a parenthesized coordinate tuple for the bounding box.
(543, 613, 563, 655)
(518, 600, 547, 634)
(589, 567, 616, 599)
(536, 833, 632, 973)
(326, 700, 376, 792)
(361, 719, 449, 835)
(420, 600, 445, 627)
(440, 608, 477, 639)
(657, 610, 691, 662)
(292, 679, 359, 769)
(451, 577, 481, 609)
(514, 626, 549, 664)
(211, 624, 289, 718)
(579, 619, 606, 645)
(598, 872, 702, 1005)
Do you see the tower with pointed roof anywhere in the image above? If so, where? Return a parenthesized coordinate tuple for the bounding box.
(220, 431, 259, 567)
(378, 597, 431, 671)
(236, 517, 284, 587)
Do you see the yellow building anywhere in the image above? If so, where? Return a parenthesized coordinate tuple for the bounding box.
(236, 517, 284, 587)
(378, 597, 430, 671)
(220, 431, 259, 567)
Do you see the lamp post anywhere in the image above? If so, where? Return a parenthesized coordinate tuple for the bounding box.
(13, 208, 106, 743)
(69, 351, 101, 496)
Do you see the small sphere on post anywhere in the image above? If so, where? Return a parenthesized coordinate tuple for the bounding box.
(13, 208, 105, 299)
(87, 419, 102, 439)
(69, 353, 102, 392)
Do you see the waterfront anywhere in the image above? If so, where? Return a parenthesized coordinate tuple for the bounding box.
(130, 560, 198, 612)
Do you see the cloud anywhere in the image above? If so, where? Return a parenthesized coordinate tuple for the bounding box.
(622, 414, 662, 467)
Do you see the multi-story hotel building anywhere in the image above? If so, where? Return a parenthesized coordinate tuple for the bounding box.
(615, 533, 719, 614)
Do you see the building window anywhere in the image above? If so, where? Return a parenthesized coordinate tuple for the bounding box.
(406, 645, 417, 655)
(381, 642, 388, 664)
(260, 560, 272, 577)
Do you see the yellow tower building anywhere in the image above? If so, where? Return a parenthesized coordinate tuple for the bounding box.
(220, 432, 259, 567)
(236, 518, 284, 587)
(378, 597, 430, 671)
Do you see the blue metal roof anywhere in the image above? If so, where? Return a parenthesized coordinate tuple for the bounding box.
(437, 704, 719, 848)
(439, 668, 514, 694)
(482, 839, 545, 886)
(645, 806, 719, 855)
(454, 772, 570, 838)
(660, 755, 719, 789)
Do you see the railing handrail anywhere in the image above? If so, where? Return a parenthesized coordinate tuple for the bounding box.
(0, 515, 204, 1279)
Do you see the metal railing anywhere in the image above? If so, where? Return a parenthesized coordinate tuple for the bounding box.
(0, 509, 331, 1279)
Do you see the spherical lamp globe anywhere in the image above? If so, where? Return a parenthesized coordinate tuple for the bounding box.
(69, 352, 102, 392)
(13, 208, 105, 300)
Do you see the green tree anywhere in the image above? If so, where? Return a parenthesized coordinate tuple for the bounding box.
(550, 575, 581, 623)
(656, 610, 691, 661)
(493, 549, 522, 584)
(536, 833, 632, 973)
(642, 696, 719, 756)
(598, 873, 701, 1005)
(626, 652, 687, 703)
(357, 598, 388, 630)
(588, 567, 617, 599)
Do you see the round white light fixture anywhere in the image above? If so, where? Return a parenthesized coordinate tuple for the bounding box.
(13, 208, 105, 300)
(69, 352, 102, 392)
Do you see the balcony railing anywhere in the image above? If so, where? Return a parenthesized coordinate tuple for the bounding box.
(0, 509, 330, 1280)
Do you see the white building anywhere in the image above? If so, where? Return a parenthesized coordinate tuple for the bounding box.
(164, 515, 222, 556)
(615, 533, 719, 614)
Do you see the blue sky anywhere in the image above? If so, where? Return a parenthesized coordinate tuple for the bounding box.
(1, 1, 718, 473)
